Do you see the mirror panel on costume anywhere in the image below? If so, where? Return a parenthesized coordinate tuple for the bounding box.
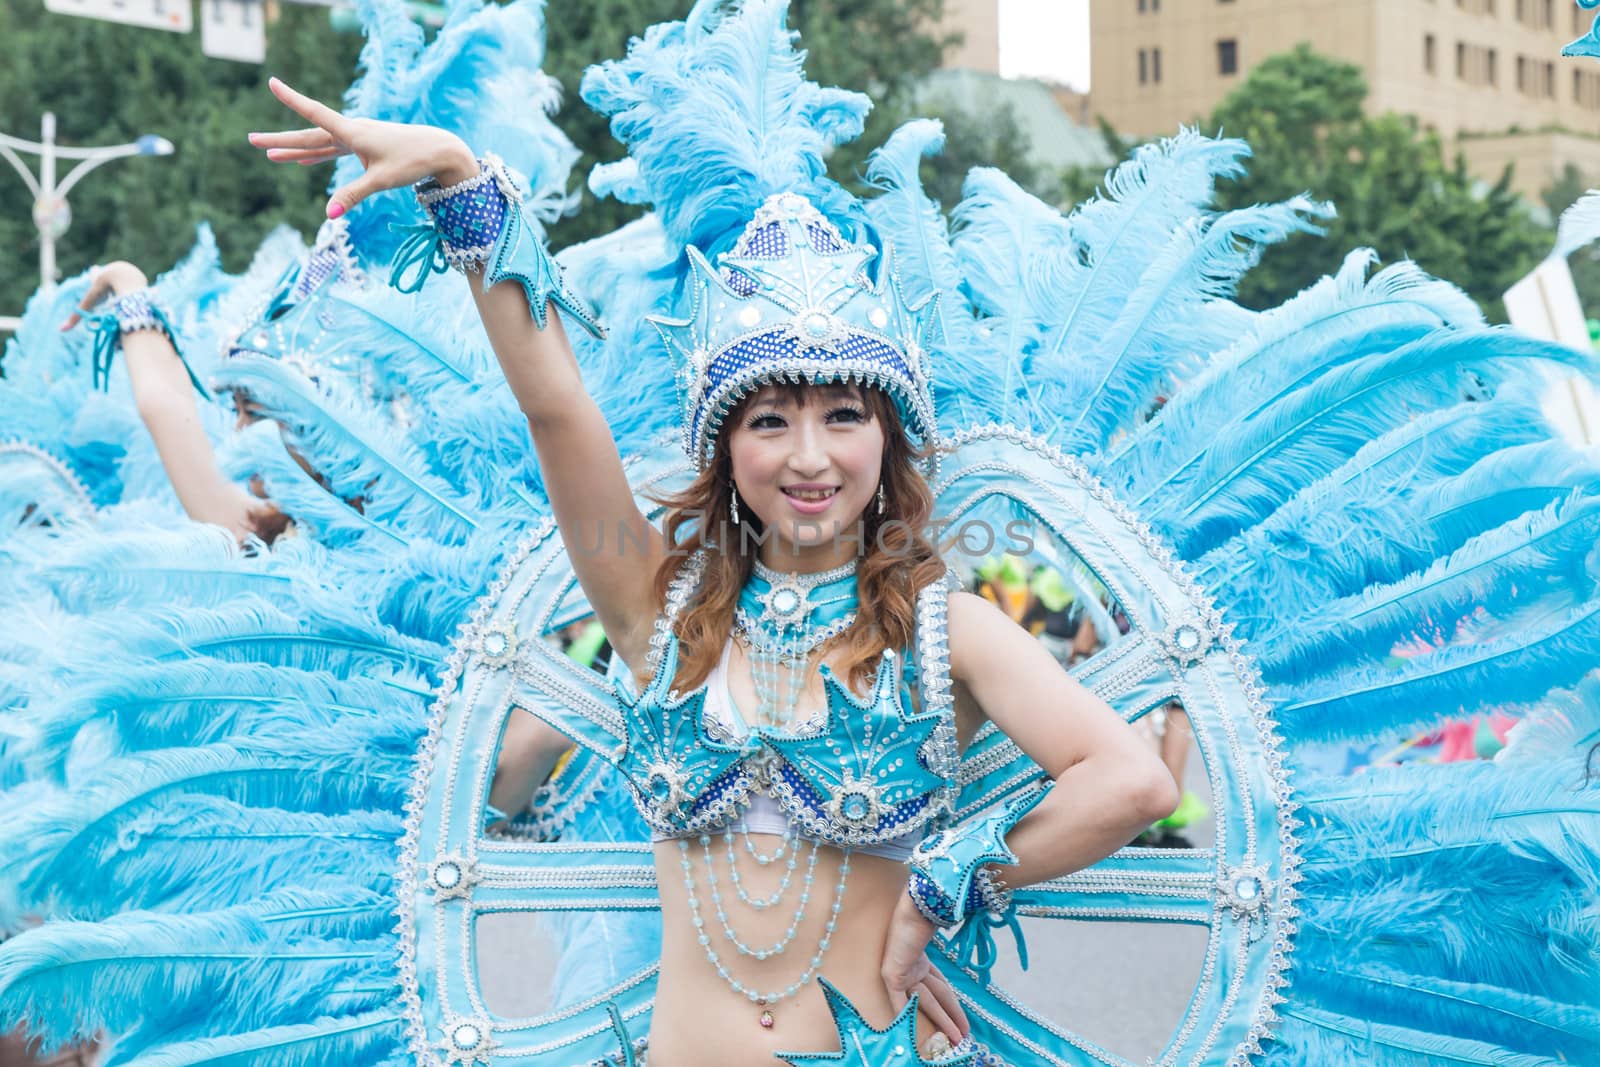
(976, 697, 1212, 1064)
(403, 451, 688, 1065)
(474, 613, 658, 1024)
(940, 492, 1138, 670)
(930, 430, 1298, 1065)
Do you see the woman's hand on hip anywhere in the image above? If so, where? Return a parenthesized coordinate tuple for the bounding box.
(882, 889, 970, 1047)
(249, 77, 478, 219)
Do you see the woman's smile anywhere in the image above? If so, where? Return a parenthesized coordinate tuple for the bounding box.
(780, 483, 841, 514)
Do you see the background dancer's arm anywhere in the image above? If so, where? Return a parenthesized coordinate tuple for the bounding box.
(63, 262, 282, 543)
(252, 80, 664, 670)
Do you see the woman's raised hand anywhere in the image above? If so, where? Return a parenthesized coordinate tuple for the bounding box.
(249, 77, 479, 220)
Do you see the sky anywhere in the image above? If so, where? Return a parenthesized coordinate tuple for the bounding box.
(999, 0, 1091, 90)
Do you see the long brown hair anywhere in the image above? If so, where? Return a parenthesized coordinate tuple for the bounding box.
(650, 383, 946, 694)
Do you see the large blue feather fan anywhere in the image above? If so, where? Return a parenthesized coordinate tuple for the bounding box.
(0, 0, 1598, 1064)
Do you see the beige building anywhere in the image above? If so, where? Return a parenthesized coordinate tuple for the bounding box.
(939, 0, 1002, 73)
(1089, 0, 1600, 198)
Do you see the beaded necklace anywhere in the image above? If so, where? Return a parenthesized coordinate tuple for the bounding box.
(734, 557, 858, 729)
(684, 557, 861, 1030)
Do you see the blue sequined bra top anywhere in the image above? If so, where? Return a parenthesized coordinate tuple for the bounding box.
(613, 553, 961, 852)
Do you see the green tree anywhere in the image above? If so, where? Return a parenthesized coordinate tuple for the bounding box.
(0, 0, 360, 319)
(1205, 44, 1551, 320)
(0, 0, 986, 322)
(542, 0, 970, 247)
(0, 0, 1056, 336)
(915, 99, 1041, 212)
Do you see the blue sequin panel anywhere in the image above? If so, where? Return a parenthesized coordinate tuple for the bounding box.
(430, 184, 507, 253)
(741, 220, 790, 259)
(695, 330, 916, 431)
(805, 221, 843, 253)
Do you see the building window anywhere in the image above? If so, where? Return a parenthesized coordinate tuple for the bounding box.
(1139, 47, 1148, 84)
(1455, 43, 1500, 87)
(1516, 0, 1554, 28)
(1575, 69, 1600, 109)
(1516, 56, 1556, 97)
(1138, 0, 1160, 11)
(1152, 47, 1163, 83)
(1218, 38, 1239, 76)
(1425, 34, 1437, 74)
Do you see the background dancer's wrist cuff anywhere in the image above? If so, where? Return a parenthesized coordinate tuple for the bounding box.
(111, 288, 165, 336)
(86, 288, 208, 397)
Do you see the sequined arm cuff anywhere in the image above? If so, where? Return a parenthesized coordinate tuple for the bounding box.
(906, 781, 1049, 928)
(86, 288, 209, 397)
(907, 868, 986, 929)
(112, 289, 165, 335)
(413, 155, 516, 272)
(392, 153, 605, 339)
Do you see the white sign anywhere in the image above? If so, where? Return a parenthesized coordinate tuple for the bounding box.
(200, 0, 265, 63)
(1539, 371, 1600, 449)
(43, 0, 192, 33)
(1504, 255, 1592, 352)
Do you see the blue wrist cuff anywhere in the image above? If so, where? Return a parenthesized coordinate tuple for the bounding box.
(390, 153, 605, 340)
(908, 780, 1048, 928)
(86, 288, 209, 398)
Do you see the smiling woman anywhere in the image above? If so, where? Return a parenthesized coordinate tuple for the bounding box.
(1, 0, 1598, 1066)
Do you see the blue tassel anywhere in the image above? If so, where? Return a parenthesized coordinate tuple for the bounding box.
(945, 907, 1028, 987)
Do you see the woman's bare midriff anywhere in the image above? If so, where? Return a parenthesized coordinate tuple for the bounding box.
(647, 838, 942, 1067)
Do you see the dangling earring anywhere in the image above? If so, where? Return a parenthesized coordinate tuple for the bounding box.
(730, 484, 741, 526)
(876, 481, 886, 516)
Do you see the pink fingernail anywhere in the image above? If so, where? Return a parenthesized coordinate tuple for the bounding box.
(326, 202, 344, 219)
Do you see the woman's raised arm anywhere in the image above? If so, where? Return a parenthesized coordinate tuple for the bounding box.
(251, 79, 666, 671)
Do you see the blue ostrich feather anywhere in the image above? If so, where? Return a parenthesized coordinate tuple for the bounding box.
(1257, 493, 1600, 680)
(1192, 404, 1527, 635)
(1286, 751, 1600, 1058)
(333, 0, 578, 266)
(1274, 594, 1600, 743)
(862, 119, 979, 382)
(1105, 250, 1484, 500)
(0, 889, 399, 1055)
(581, 0, 867, 255)
(108, 1010, 408, 1067)
(211, 355, 489, 542)
(1147, 329, 1586, 557)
